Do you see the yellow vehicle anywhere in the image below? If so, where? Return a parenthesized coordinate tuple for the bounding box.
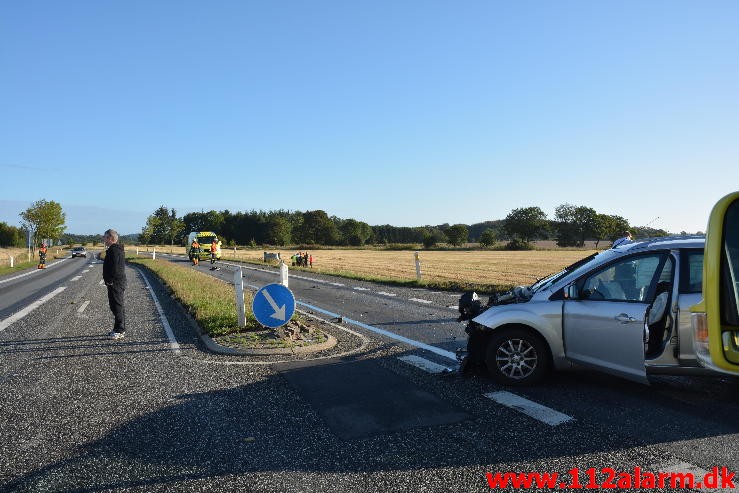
(692, 191, 739, 375)
(186, 231, 221, 261)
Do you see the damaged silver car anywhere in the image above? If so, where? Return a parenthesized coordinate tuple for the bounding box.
(457, 236, 711, 385)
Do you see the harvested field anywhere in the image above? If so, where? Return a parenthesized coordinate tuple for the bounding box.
(232, 248, 596, 291)
(132, 245, 597, 291)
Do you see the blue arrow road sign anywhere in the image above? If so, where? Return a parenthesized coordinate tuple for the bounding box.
(252, 283, 296, 328)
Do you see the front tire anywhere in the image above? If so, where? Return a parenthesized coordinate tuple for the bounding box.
(485, 328, 550, 386)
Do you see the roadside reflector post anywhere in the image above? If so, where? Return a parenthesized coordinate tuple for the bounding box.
(234, 267, 246, 328)
(136, 247, 139, 255)
(414, 251, 422, 281)
(152, 247, 156, 260)
(280, 260, 289, 287)
(9, 256, 13, 268)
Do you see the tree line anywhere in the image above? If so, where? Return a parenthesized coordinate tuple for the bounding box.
(138, 203, 677, 249)
(0, 199, 682, 250)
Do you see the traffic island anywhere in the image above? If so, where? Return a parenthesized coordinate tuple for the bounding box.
(129, 256, 343, 357)
(213, 319, 338, 355)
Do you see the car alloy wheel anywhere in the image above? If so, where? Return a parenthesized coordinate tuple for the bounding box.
(486, 328, 550, 385)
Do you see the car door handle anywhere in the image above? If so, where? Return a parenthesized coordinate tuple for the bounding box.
(615, 313, 637, 323)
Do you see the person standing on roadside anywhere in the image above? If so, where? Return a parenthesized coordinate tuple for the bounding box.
(191, 239, 200, 265)
(38, 243, 47, 269)
(103, 229, 127, 340)
(210, 238, 219, 269)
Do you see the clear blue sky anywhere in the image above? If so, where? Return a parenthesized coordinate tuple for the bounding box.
(2, 1, 738, 235)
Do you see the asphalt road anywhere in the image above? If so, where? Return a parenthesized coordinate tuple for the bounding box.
(1, 253, 738, 492)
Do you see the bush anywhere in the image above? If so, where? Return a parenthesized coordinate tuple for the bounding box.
(505, 239, 535, 250)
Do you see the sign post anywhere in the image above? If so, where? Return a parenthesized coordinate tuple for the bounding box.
(280, 260, 289, 287)
(252, 283, 295, 328)
(234, 267, 246, 328)
(414, 251, 422, 281)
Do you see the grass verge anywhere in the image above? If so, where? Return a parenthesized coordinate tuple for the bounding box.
(128, 256, 261, 336)
(0, 260, 40, 276)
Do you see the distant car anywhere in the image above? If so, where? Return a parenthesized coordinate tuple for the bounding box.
(71, 246, 87, 258)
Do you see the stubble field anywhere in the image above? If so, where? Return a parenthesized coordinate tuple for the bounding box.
(195, 247, 596, 292)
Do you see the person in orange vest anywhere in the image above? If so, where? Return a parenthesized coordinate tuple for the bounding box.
(191, 239, 200, 265)
(38, 243, 48, 269)
(210, 239, 220, 269)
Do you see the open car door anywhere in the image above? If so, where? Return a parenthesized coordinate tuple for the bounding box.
(563, 253, 669, 384)
(692, 192, 739, 375)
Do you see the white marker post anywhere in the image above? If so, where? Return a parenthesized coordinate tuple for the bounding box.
(414, 251, 422, 281)
(9, 256, 13, 268)
(280, 260, 289, 287)
(152, 247, 156, 260)
(234, 267, 246, 328)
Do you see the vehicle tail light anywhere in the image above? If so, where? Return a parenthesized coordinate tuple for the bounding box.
(692, 312, 711, 365)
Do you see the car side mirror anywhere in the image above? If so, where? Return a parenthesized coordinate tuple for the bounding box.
(565, 284, 579, 300)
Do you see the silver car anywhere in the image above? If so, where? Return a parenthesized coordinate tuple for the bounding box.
(460, 236, 712, 385)
(71, 246, 87, 258)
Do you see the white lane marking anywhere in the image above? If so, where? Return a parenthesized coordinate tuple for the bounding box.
(82, 269, 90, 273)
(0, 258, 68, 285)
(135, 267, 181, 355)
(98, 280, 104, 285)
(0, 286, 67, 332)
(296, 300, 457, 361)
(377, 291, 397, 297)
(484, 391, 573, 427)
(353, 287, 370, 291)
(70, 276, 82, 282)
(330, 282, 345, 287)
(652, 461, 739, 492)
(409, 298, 433, 304)
(398, 355, 451, 374)
(77, 300, 90, 313)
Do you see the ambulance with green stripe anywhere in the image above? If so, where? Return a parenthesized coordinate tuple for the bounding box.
(692, 191, 739, 376)
(186, 231, 221, 261)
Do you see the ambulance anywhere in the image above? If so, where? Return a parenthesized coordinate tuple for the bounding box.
(186, 231, 221, 261)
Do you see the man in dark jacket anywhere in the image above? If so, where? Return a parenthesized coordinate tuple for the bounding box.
(103, 229, 127, 339)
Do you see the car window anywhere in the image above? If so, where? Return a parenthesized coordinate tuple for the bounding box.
(679, 249, 703, 294)
(581, 254, 667, 302)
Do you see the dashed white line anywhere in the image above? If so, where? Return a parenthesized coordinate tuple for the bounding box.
(77, 300, 90, 313)
(484, 391, 574, 426)
(0, 286, 67, 332)
(377, 291, 397, 297)
(98, 280, 104, 285)
(398, 355, 451, 374)
(330, 282, 345, 287)
(82, 269, 90, 273)
(409, 298, 433, 304)
(70, 276, 82, 282)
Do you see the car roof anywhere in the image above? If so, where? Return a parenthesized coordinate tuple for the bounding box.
(615, 235, 705, 252)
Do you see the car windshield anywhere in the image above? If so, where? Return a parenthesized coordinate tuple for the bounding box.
(530, 252, 602, 293)
(73, 247, 84, 251)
